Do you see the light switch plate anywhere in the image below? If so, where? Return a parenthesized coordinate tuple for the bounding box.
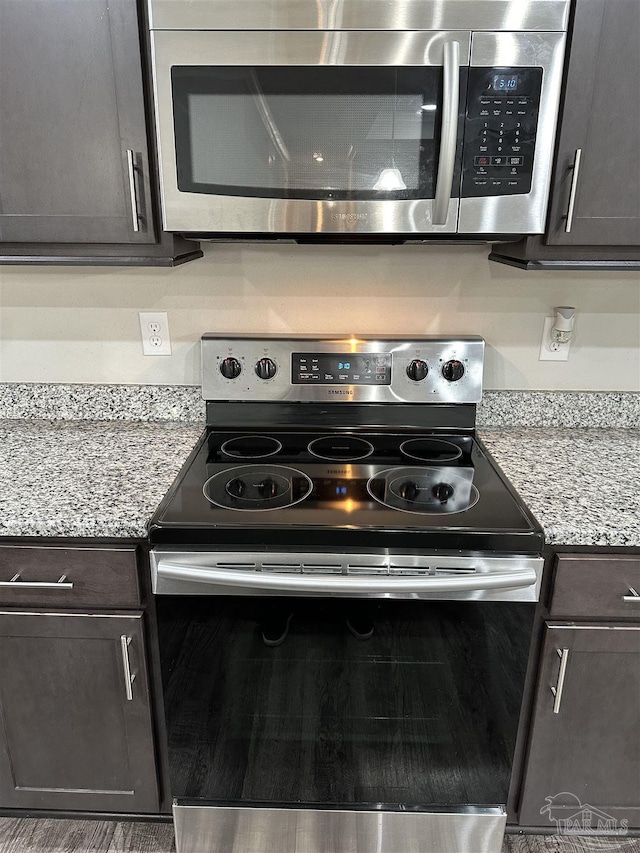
(538, 317, 570, 361)
(139, 311, 172, 356)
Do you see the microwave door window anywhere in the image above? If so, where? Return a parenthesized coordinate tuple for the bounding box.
(171, 67, 442, 201)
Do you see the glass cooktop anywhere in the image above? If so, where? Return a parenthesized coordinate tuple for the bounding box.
(149, 430, 543, 553)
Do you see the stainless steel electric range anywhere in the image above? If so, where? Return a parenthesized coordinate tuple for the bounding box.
(149, 335, 543, 853)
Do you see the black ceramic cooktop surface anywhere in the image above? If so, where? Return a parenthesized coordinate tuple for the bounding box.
(149, 430, 543, 553)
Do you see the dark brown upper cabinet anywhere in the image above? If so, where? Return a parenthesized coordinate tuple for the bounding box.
(0, 0, 201, 266)
(490, 0, 640, 270)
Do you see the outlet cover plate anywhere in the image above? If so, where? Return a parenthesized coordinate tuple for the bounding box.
(139, 311, 172, 356)
(539, 316, 570, 362)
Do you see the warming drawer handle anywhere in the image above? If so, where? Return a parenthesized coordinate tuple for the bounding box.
(432, 40, 460, 226)
(0, 573, 73, 589)
(157, 562, 537, 595)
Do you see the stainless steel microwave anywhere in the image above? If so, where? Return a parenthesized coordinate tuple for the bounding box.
(148, 0, 570, 239)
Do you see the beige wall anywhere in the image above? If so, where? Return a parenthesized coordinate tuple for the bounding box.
(0, 243, 639, 390)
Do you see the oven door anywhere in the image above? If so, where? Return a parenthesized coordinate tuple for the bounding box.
(154, 555, 539, 853)
(150, 31, 470, 235)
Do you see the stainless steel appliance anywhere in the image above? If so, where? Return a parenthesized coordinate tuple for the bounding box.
(150, 335, 543, 853)
(147, 0, 570, 239)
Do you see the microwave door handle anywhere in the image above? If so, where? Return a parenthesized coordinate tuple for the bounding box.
(432, 40, 460, 226)
(157, 562, 537, 595)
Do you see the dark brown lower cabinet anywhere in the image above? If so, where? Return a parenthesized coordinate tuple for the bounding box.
(0, 610, 158, 813)
(518, 623, 640, 829)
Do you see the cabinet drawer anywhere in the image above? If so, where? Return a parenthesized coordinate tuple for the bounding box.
(550, 554, 640, 618)
(0, 545, 141, 608)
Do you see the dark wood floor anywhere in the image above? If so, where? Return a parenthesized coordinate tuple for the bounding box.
(1, 819, 639, 852)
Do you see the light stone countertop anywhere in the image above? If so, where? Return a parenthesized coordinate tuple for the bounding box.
(0, 418, 638, 547)
(479, 427, 640, 548)
(0, 420, 203, 539)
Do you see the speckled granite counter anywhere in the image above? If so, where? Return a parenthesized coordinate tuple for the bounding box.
(0, 416, 638, 547)
(480, 428, 640, 548)
(0, 420, 202, 539)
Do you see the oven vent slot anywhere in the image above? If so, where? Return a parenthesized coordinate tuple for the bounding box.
(389, 566, 431, 575)
(261, 562, 303, 573)
(348, 564, 389, 575)
(205, 557, 479, 575)
(434, 566, 478, 575)
(302, 564, 342, 574)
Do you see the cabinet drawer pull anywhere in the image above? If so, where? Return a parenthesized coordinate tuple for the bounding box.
(623, 587, 640, 602)
(0, 573, 73, 589)
(120, 635, 136, 701)
(564, 148, 582, 233)
(550, 647, 569, 714)
(126, 149, 141, 233)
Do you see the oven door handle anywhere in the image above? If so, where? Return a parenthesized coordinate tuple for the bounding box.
(156, 562, 537, 595)
(432, 39, 460, 226)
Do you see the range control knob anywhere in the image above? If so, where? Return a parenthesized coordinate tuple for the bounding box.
(406, 359, 429, 382)
(220, 357, 242, 379)
(432, 483, 454, 504)
(398, 481, 420, 502)
(442, 360, 465, 382)
(255, 357, 277, 380)
(257, 477, 279, 499)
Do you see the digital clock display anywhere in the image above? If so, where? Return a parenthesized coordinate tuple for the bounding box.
(490, 74, 519, 93)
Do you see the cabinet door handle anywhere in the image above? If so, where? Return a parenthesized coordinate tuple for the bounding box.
(432, 40, 460, 226)
(550, 647, 569, 714)
(564, 148, 582, 233)
(120, 635, 136, 701)
(0, 573, 73, 589)
(126, 149, 141, 233)
(623, 587, 640, 602)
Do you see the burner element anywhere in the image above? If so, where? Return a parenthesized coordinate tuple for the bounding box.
(400, 438, 463, 463)
(220, 435, 283, 459)
(308, 435, 374, 461)
(205, 465, 313, 511)
(367, 467, 479, 515)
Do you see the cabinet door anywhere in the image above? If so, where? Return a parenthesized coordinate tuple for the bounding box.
(0, 0, 155, 245)
(545, 0, 640, 246)
(0, 611, 158, 812)
(519, 623, 640, 828)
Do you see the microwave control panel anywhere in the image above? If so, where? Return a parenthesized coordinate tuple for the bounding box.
(461, 67, 542, 198)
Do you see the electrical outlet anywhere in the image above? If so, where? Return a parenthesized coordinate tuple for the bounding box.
(538, 317, 571, 362)
(139, 312, 172, 356)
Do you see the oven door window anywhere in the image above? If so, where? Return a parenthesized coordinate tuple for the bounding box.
(159, 596, 533, 807)
(171, 67, 445, 201)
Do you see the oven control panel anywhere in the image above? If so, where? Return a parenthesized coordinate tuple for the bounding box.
(292, 352, 392, 386)
(202, 335, 484, 403)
